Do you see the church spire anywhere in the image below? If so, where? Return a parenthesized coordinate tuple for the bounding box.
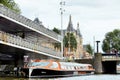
(70, 14, 71, 22)
(77, 22, 82, 37)
(67, 15, 75, 32)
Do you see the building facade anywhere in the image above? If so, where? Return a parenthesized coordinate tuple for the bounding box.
(63, 15, 84, 60)
(0, 4, 62, 68)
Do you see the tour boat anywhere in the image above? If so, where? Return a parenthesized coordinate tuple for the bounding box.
(21, 59, 95, 77)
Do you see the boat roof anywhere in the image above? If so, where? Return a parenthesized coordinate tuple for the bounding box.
(30, 59, 92, 66)
(59, 62, 91, 66)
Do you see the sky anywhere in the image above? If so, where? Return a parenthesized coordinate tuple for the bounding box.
(14, 0, 120, 52)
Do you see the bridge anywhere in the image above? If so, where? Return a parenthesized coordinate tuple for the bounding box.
(94, 53, 120, 74)
(102, 53, 120, 61)
(75, 53, 120, 74)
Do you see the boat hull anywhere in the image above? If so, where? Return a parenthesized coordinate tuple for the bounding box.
(21, 68, 94, 78)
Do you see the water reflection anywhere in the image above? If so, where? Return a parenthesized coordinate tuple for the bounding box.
(1, 75, 120, 80)
(0, 77, 61, 80)
(28, 78, 60, 80)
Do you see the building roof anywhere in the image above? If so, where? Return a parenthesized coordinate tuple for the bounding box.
(76, 22, 82, 37)
(62, 15, 82, 38)
(34, 17, 42, 25)
(67, 15, 75, 32)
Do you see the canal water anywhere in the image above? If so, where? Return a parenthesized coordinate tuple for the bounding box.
(0, 74, 120, 80)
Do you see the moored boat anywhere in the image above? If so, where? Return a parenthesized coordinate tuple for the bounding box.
(21, 59, 95, 77)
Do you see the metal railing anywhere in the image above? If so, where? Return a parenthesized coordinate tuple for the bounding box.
(0, 4, 62, 42)
(102, 54, 120, 61)
(0, 31, 62, 57)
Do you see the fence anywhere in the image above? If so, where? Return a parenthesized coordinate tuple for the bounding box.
(0, 4, 62, 42)
(0, 31, 62, 57)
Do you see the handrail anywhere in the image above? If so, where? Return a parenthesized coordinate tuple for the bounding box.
(0, 4, 62, 42)
(0, 31, 62, 57)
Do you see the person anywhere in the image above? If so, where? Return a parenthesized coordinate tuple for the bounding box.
(115, 49, 119, 57)
(13, 67, 17, 76)
(16, 66, 22, 77)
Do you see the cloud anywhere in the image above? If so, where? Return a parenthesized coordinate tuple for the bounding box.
(14, 0, 120, 50)
(15, 0, 61, 27)
(65, 0, 103, 8)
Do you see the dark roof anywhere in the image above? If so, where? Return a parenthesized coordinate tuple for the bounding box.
(62, 15, 82, 38)
(67, 15, 75, 32)
(76, 23, 82, 37)
(34, 17, 42, 25)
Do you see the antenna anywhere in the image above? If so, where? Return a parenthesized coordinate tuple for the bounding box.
(60, 0, 65, 58)
(34, 12, 39, 18)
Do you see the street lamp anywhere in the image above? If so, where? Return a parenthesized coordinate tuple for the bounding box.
(96, 41, 100, 53)
(60, 0, 65, 57)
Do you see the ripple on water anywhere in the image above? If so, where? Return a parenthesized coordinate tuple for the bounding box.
(0, 75, 120, 80)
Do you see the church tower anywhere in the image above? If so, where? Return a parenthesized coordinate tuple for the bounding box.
(67, 15, 75, 32)
(63, 15, 84, 60)
(76, 22, 84, 59)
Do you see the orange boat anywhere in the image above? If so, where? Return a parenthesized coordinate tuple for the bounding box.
(21, 59, 95, 77)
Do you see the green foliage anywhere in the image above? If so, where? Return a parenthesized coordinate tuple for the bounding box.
(52, 28, 77, 51)
(63, 32, 77, 51)
(52, 27, 60, 34)
(102, 29, 120, 52)
(0, 0, 21, 13)
(86, 44, 93, 55)
(52, 27, 61, 49)
(63, 35, 69, 47)
(102, 39, 109, 52)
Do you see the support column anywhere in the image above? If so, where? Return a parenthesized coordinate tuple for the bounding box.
(94, 53, 103, 74)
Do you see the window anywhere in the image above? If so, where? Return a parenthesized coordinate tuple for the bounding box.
(28, 62, 49, 67)
(50, 62, 58, 68)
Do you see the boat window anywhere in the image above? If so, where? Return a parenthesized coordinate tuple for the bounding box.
(50, 62, 58, 68)
(74, 66, 76, 69)
(61, 66, 65, 69)
(80, 66, 83, 69)
(71, 66, 73, 70)
(77, 66, 79, 69)
(28, 62, 49, 67)
(67, 66, 71, 70)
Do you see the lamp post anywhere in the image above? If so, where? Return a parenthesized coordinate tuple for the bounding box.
(60, 0, 65, 57)
(96, 41, 100, 53)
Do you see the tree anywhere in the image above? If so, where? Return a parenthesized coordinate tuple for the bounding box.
(0, 0, 21, 13)
(102, 29, 120, 52)
(102, 39, 110, 52)
(86, 44, 93, 55)
(63, 32, 77, 51)
(52, 27, 60, 34)
(52, 27, 61, 49)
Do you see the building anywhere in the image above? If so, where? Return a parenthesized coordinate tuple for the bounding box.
(63, 15, 84, 60)
(0, 4, 62, 68)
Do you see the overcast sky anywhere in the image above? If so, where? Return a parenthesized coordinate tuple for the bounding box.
(15, 0, 120, 52)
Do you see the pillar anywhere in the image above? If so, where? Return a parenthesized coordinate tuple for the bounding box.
(94, 53, 103, 74)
